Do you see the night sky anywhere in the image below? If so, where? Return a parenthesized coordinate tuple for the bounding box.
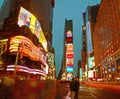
(0, 0, 101, 77)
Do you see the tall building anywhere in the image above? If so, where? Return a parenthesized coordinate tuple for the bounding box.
(94, 0, 120, 82)
(0, 0, 55, 79)
(0, 0, 54, 44)
(81, 25, 87, 81)
(81, 5, 99, 81)
(61, 19, 74, 80)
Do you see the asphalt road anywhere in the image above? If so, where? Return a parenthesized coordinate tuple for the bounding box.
(79, 85, 120, 99)
(1, 79, 120, 99)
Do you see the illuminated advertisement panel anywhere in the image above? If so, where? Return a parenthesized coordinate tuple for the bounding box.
(66, 53, 74, 58)
(66, 58, 74, 66)
(80, 68, 82, 79)
(66, 30, 72, 38)
(17, 7, 47, 52)
(39, 30, 48, 52)
(66, 44, 74, 53)
(0, 39, 8, 54)
(66, 66, 73, 72)
(86, 22, 92, 53)
(66, 30, 73, 43)
(88, 70, 94, 78)
(18, 7, 40, 38)
(66, 37, 73, 44)
(9, 36, 46, 65)
(88, 57, 94, 69)
(7, 65, 47, 76)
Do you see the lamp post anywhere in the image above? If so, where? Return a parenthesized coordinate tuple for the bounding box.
(13, 42, 23, 78)
(13, 50, 19, 78)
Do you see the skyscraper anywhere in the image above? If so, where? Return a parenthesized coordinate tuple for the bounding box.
(81, 4, 99, 81)
(61, 19, 74, 80)
(0, 0, 55, 79)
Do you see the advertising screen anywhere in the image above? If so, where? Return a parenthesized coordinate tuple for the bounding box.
(66, 53, 74, 58)
(18, 7, 47, 52)
(66, 58, 74, 66)
(9, 36, 46, 65)
(0, 39, 8, 54)
(66, 30, 73, 43)
(88, 57, 94, 69)
(66, 30, 72, 38)
(66, 66, 73, 72)
(7, 65, 47, 76)
(18, 7, 40, 39)
(88, 70, 94, 78)
(66, 37, 73, 44)
(86, 22, 93, 53)
(80, 68, 82, 77)
(66, 44, 74, 53)
(39, 30, 48, 52)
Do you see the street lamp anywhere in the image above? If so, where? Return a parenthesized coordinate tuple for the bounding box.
(13, 42, 23, 77)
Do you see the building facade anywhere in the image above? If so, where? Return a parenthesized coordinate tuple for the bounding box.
(81, 5, 99, 81)
(61, 19, 74, 80)
(0, 0, 55, 79)
(94, 0, 120, 82)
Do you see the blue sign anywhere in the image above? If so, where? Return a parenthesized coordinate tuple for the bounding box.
(66, 66, 73, 72)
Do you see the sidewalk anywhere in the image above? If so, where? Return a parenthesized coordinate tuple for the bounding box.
(0, 78, 71, 99)
(81, 81, 120, 92)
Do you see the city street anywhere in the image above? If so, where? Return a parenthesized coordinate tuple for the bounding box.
(1, 0, 120, 98)
(1, 78, 120, 99)
(79, 84, 120, 99)
(58, 82, 120, 99)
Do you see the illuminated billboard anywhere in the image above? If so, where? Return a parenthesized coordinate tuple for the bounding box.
(0, 39, 8, 54)
(66, 53, 74, 58)
(18, 7, 40, 38)
(66, 58, 74, 66)
(86, 22, 93, 53)
(88, 57, 95, 69)
(66, 66, 73, 72)
(66, 30, 73, 43)
(7, 65, 47, 76)
(66, 31, 72, 37)
(39, 30, 48, 52)
(66, 44, 74, 68)
(17, 7, 47, 52)
(9, 36, 46, 65)
(66, 44, 74, 53)
(66, 37, 73, 43)
(88, 70, 94, 78)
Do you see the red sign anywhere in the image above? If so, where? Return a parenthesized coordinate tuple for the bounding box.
(66, 37, 73, 43)
(66, 58, 73, 66)
(66, 54, 74, 58)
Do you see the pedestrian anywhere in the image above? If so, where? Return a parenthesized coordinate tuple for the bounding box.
(69, 78, 79, 99)
(74, 78, 79, 99)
